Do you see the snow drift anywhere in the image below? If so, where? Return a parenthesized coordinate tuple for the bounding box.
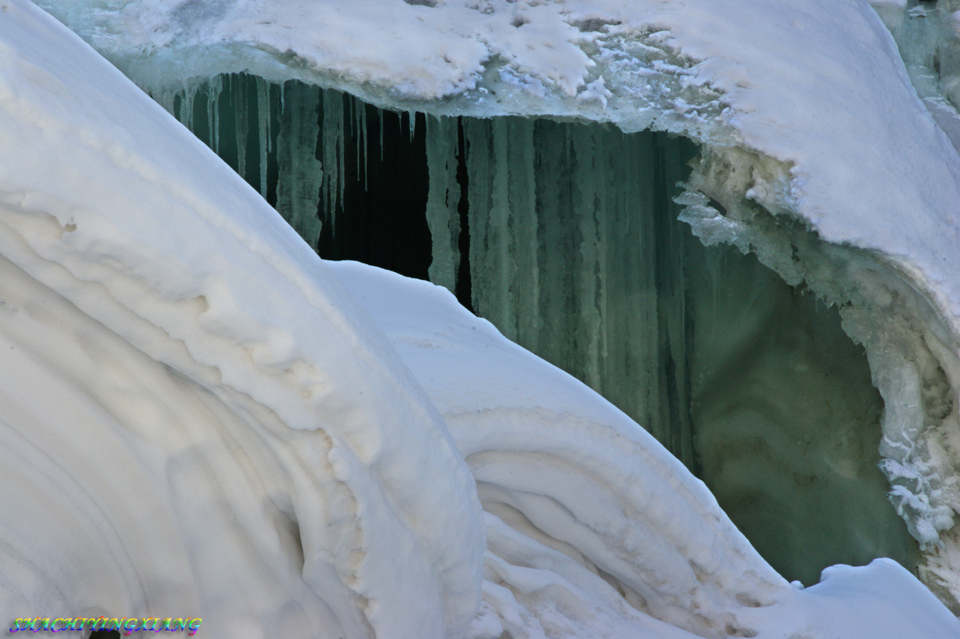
(3, 0, 960, 636)
(33, 0, 960, 607)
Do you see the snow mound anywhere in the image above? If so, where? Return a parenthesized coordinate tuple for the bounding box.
(0, 2, 482, 636)
(3, 0, 960, 635)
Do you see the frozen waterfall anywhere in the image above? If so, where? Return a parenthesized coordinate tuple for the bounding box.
(138, 72, 920, 590)
(7, 0, 960, 636)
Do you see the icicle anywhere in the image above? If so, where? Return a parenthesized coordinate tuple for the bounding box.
(276, 81, 323, 250)
(155, 88, 178, 118)
(529, 120, 574, 375)
(353, 97, 366, 190)
(651, 133, 695, 469)
(207, 76, 223, 154)
(409, 111, 416, 142)
(424, 116, 462, 293)
(360, 102, 368, 191)
(174, 84, 198, 131)
(464, 118, 492, 329)
(235, 75, 249, 184)
(337, 96, 345, 218)
(353, 98, 360, 181)
(379, 108, 385, 162)
(321, 89, 345, 232)
(257, 77, 270, 198)
(511, 119, 539, 353)
(489, 118, 516, 338)
(621, 130, 660, 440)
(572, 124, 603, 389)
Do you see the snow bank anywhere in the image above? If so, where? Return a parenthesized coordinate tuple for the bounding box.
(333, 260, 960, 638)
(0, 2, 483, 636)
(5, 0, 960, 634)
(30, 7, 960, 596)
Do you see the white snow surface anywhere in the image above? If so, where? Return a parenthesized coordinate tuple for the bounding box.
(333, 261, 960, 638)
(3, 0, 960, 637)
(0, 2, 486, 637)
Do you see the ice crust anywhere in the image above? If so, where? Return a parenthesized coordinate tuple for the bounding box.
(7, 0, 960, 634)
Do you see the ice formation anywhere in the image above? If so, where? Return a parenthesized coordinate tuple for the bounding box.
(33, 0, 960, 606)
(130, 77, 919, 587)
(5, 0, 960, 636)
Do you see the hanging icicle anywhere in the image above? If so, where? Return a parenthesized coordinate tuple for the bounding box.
(256, 77, 270, 198)
(276, 81, 323, 250)
(320, 89, 345, 234)
(209, 76, 223, 154)
(424, 116, 462, 294)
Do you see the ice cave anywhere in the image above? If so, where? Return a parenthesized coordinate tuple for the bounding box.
(3, 0, 960, 637)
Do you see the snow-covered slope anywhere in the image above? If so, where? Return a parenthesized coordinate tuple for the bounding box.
(4, 0, 960, 636)
(37, 0, 960, 606)
(0, 3, 485, 637)
(333, 260, 960, 639)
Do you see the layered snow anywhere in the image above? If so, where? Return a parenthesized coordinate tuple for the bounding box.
(5, 0, 960, 635)
(333, 261, 960, 638)
(0, 3, 486, 636)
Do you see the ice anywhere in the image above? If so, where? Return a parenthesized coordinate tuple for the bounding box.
(256, 77, 269, 198)
(12, 0, 960, 631)
(275, 82, 323, 248)
(424, 115, 462, 293)
(321, 89, 346, 231)
(33, 0, 960, 607)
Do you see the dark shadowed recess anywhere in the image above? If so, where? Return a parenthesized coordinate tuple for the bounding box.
(179, 75, 438, 297)
(163, 73, 919, 587)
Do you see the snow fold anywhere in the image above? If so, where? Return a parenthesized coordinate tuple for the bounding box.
(333, 262, 960, 639)
(5, 0, 960, 635)
(0, 3, 483, 637)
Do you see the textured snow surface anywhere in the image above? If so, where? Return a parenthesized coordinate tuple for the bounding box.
(0, 3, 486, 637)
(333, 262, 960, 638)
(4, 0, 960, 636)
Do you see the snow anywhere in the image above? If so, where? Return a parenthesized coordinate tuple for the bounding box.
(334, 260, 960, 638)
(0, 2, 484, 636)
(4, 0, 960, 636)
(29, 2, 960, 306)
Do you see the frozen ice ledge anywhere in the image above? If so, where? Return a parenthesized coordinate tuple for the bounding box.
(17, 0, 960, 625)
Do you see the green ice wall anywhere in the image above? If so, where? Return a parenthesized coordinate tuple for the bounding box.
(157, 74, 918, 586)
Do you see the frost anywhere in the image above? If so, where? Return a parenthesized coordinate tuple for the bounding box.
(576, 76, 612, 108)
